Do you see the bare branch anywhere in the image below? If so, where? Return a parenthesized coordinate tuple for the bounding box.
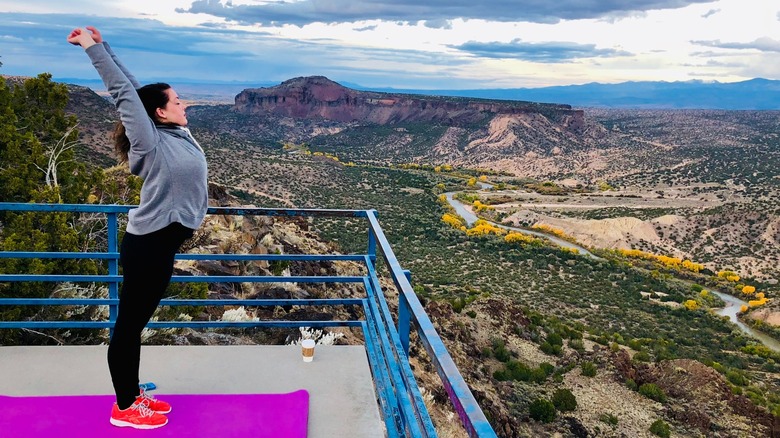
(20, 328, 64, 345)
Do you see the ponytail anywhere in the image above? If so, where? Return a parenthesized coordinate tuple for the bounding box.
(112, 121, 130, 163)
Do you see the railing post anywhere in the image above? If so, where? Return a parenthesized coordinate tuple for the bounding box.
(107, 212, 119, 337)
(398, 270, 411, 355)
(367, 210, 377, 264)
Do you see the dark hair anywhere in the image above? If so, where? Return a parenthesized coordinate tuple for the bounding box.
(113, 82, 171, 163)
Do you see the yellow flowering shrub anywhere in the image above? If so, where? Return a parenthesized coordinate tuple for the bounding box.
(618, 249, 704, 273)
(532, 224, 568, 238)
(749, 297, 768, 307)
(504, 232, 540, 245)
(472, 200, 494, 212)
(718, 270, 740, 282)
(466, 220, 505, 236)
(441, 213, 465, 229)
(682, 259, 704, 272)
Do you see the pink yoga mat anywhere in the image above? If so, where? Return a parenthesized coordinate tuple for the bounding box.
(0, 390, 309, 437)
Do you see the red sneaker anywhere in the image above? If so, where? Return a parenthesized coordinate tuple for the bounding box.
(110, 399, 168, 429)
(137, 390, 172, 414)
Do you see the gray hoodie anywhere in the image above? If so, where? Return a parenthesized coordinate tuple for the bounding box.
(85, 42, 208, 235)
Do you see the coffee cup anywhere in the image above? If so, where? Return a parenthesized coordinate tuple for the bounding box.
(302, 339, 315, 362)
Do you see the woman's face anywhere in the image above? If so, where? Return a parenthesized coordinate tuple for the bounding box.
(157, 88, 188, 126)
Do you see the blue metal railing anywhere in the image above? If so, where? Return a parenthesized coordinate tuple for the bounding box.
(0, 202, 497, 438)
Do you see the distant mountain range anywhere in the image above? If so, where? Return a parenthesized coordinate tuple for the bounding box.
(352, 78, 780, 110)
(56, 77, 780, 110)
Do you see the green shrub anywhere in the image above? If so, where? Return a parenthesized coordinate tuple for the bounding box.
(160, 282, 208, 318)
(746, 389, 766, 406)
(599, 413, 618, 426)
(581, 361, 597, 377)
(566, 329, 583, 340)
(494, 360, 558, 383)
(633, 351, 651, 362)
(547, 332, 563, 346)
(493, 369, 510, 381)
(269, 248, 290, 275)
(505, 360, 532, 381)
(492, 339, 511, 362)
(639, 383, 667, 403)
(451, 297, 466, 313)
(539, 362, 555, 376)
(626, 378, 638, 391)
(540, 342, 562, 355)
(649, 419, 670, 438)
(569, 338, 585, 352)
(726, 370, 749, 386)
(552, 388, 577, 412)
(529, 398, 556, 423)
(531, 367, 548, 383)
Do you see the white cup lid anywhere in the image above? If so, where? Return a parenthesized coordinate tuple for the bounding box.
(301, 339, 316, 348)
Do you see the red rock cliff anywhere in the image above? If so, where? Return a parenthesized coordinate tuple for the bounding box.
(234, 76, 584, 131)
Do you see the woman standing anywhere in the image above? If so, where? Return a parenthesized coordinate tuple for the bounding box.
(68, 26, 208, 430)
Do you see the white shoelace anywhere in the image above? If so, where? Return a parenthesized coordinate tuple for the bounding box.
(137, 391, 158, 407)
(129, 400, 156, 418)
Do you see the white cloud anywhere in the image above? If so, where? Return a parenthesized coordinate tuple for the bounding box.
(0, 0, 777, 88)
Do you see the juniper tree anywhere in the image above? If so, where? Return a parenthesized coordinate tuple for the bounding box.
(0, 74, 101, 343)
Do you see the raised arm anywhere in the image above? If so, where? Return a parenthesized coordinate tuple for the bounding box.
(85, 26, 142, 89)
(68, 27, 158, 157)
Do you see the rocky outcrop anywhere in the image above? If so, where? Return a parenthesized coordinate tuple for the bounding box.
(234, 76, 584, 131)
(613, 351, 780, 437)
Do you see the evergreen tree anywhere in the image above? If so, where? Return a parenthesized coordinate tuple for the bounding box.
(0, 74, 103, 343)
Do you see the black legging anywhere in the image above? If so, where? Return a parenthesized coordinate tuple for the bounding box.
(108, 222, 194, 409)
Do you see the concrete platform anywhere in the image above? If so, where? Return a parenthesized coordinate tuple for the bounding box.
(0, 345, 385, 437)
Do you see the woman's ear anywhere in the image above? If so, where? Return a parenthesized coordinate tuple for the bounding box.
(155, 107, 167, 122)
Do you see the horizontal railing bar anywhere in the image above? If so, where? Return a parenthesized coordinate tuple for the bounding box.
(173, 275, 365, 283)
(0, 298, 365, 306)
(0, 252, 366, 262)
(0, 203, 370, 218)
(0, 320, 362, 329)
(0, 274, 123, 282)
(0, 203, 133, 213)
(176, 254, 366, 261)
(0, 275, 365, 283)
(209, 206, 368, 218)
(0, 252, 116, 259)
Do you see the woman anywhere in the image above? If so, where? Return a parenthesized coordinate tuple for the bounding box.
(68, 26, 208, 430)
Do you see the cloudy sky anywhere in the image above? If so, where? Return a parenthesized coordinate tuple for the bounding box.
(1, 0, 778, 89)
